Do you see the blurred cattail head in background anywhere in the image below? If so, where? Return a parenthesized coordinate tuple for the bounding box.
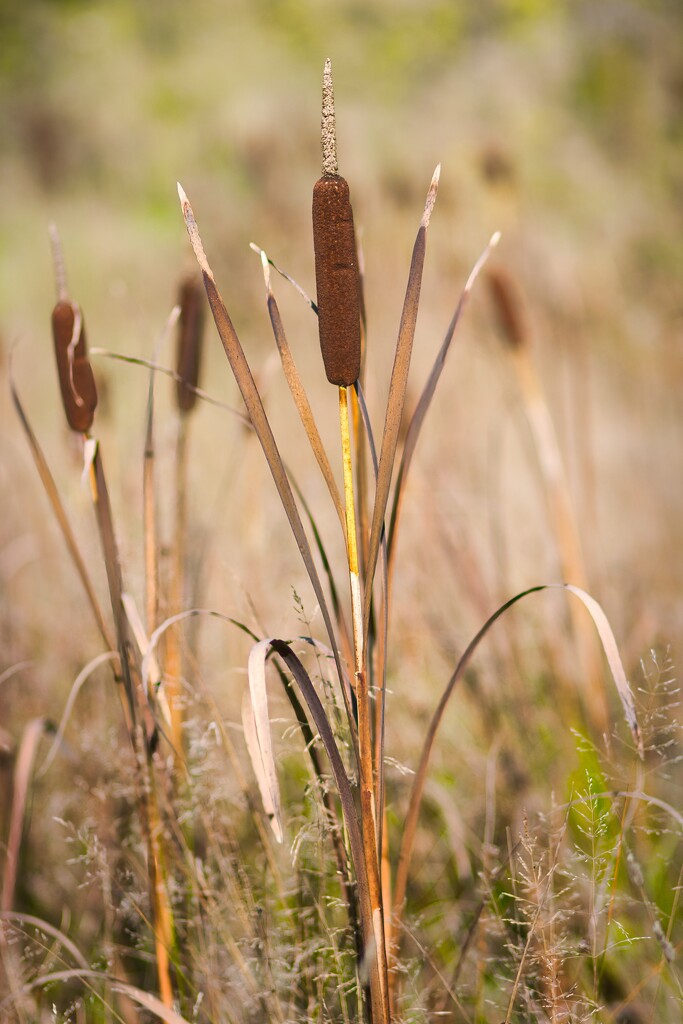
(175, 274, 205, 414)
(486, 265, 529, 351)
(49, 228, 98, 434)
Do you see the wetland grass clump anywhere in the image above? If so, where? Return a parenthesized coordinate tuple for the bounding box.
(3, 60, 681, 1024)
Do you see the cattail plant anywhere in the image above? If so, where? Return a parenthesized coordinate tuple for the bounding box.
(313, 58, 389, 1016)
(50, 279, 98, 434)
(175, 274, 205, 414)
(47, 226, 135, 724)
(163, 274, 206, 758)
(3, 52, 660, 1024)
(486, 266, 609, 735)
(20, 228, 179, 1010)
(174, 60, 642, 1024)
(312, 61, 362, 390)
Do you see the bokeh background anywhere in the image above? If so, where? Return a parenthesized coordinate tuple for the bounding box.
(2, 0, 682, 800)
(1, 6, 683, 1015)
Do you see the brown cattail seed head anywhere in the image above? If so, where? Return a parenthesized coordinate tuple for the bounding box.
(312, 174, 362, 386)
(175, 275, 205, 413)
(486, 267, 529, 351)
(51, 300, 98, 433)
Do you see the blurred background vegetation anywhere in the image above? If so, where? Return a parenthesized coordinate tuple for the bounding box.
(1, 2, 682, 1017)
(1, 1, 682, 663)
(3, 0, 682, 650)
(0, 0, 681, 711)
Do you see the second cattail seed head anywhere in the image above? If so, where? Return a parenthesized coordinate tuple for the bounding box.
(51, 300, 98, 434)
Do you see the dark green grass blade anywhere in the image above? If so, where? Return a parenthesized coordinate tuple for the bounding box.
(362, 166, 440, 646)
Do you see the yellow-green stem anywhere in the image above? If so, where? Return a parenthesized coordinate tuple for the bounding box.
(339, 386, 389, 1021)
(340, 387, 362, 670)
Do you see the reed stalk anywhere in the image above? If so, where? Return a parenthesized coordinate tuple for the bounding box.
(487, 267, 609, 735)
(47, 231, 177, 1009)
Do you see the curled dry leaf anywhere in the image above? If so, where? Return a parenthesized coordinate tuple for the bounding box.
(246, 640, 284, 843)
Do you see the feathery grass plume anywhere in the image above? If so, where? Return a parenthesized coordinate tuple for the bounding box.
(486, 265, 610, 736)
(49, 225, 98, 434)
(312, 59, 362, 387)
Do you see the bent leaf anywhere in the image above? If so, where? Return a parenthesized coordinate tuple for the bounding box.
(246, 639, 284, 843)
(564, 584, 642, 756)
(394, 582, 641, 922)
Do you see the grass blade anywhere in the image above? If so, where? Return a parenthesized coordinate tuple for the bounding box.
(10, 368, 114, 653)
(87, 442, 138, 730)
(178, 186, 347, 707)
(37, 651, 119, 777)
(393, 582, 640, 924)
(246, 639, 284, 843)
(0, 911, 89, 971)
(387, 232, 500, 591)
(363, 165, 440, 646)
(488, 268, 609, 734)
(90, 348, 250, 422)
(2, 718, 50, 913)
(249, 242, 317, 312)
(564, 584, 642, 756)
(254, 244, 345, 533)
(111, 983, 193, 1024)
(266, 639, 384, 1024)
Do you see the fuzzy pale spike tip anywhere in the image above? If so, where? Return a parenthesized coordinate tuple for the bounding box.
(48, 223, 69, 303)
(321, 57, 338, 176)
(421, 164, 441, 228)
